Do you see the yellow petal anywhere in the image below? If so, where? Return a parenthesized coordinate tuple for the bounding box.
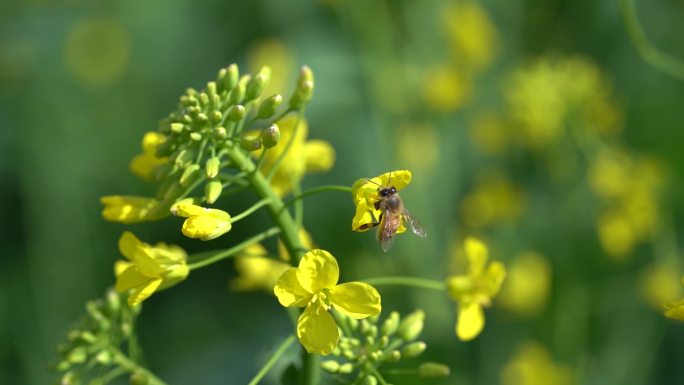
(128, 278, 163, 306)
(100, 195, 159, 224)
(329, 282, 381, 319)
(304, 140, 335, 172)
(456, 302, 485, 341)
(159, 264, 190, 290)
(274, 268, 312, 307)
(182, 214, 232, 241)
(464, 237, 488, 276)
(114, 260, 132, 276)
(665, 299, 684, 321)
(297, 302, 339, 355)
(352, 205, 378, 232)
(118, 232, 141, 260)
(446, 275, 474, 302)
(297, 249, 339, 293)
(115, 266, 151, 292)
(141, 131, 166, 151)
(480, 261, 506, 298)
(132, 247, 165, 278)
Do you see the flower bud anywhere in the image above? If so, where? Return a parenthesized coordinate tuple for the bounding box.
(199, 92, 210, 107)
(79, 331, 97, 344)
(245, 69, 270, 101)
(61, 371, 77, 385)
(170, 122, 184, 134)
(240, 134, 262, 152)
(205, 157, 221, 178)
(55, 360, 70, 372)
(386, 350, 401, 363)
(129, 371, 150, 385)
(206, 81, 217, 96)
(418, 362, 451, 378)
(379, 335, 389, 348)
(175, 149, 194, 167)
(363, 375, 378, 385)
(228, 105, 246, 122)
(214, 126, 227, 139)
(261, 124, 280, 149)
(320, 360, 340, 374)
(338, 363, 354, 374)
(95, 350, 112, 365)
(401, 341, 426, 358)
(105, 288, 121, 314)
(67, 347, 87, 364)
(298, 65, 314, 87)
(218, 64, 239, 92)
(398, 309, 424, 341)
(210, 110, 223, 124)
(257, 94, 283, 119)
(180, 164, 200, 186)
(229, 83, 246, 105)
(190, 132, 203, 141)
(289, 81, 313, 110)
(204, 180, 223, 204)
(381, 311, 400, 336)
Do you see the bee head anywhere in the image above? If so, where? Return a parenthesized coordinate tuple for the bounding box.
(379, 187, 397, 197)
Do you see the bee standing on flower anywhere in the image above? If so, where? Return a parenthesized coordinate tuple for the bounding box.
(351, 170, 426, 252)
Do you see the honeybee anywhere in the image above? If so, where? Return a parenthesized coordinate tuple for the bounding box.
(368, 178, 426, 252)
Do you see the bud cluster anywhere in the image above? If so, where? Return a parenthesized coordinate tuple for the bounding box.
(51, 289, 144, 385)
(321, 310, 450, 384)
(149, 64, 314, 209)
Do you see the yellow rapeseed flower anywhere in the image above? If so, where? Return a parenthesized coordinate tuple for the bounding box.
(501, 341, 573, 385)
(460, 169, 525, 230)
(498, 252, 551, 316)
(274, 249, 381, 355)
(258, 115, 335, 196)
(446, 237, 505, 341)
(129, 132, 168, 181)
(100, 195, 162, 224)
(174, 203, 231, 241)
(114, 232, 188, 306)
(351, 170, 412, 232)
(638, 262, 682, 311)
(441, 0, 499, 73)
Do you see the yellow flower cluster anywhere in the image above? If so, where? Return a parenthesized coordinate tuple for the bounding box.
(447, 237, 505, 341)
(498, 252, 551, 317)
(501, 342, 573, 385)
(460, 169, 525, 230)
(274, 249, 381, 354)
(129, 132, 168, 181)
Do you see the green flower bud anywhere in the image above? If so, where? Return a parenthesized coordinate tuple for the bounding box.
(245, 71, 269, 101)
(79, 331, 97, 344)
(181, 114, 193, 124)
(129, 371, 150, 385)
(204, 180, 223, 204)
(95, 350, 112, 365)
(229, 83, 245, 105)
(175, 149, 195, 167)
(218, 64, 239, 92)
(397, 310, 425, 341)
(360, 319, 370, 334)
(206, 81, 217, 96)
(261, 124, 280, 149)
(210, 110, 223, 124)
(105, 288, 121, 314)
(55, 360, 70, 372)
(67, 330, 80, 341)
(67, 347, 87, 364)
(240, 134, 262, 152)
(228, 105, 246, 122)
(185, 87, 198, 97)
(257, 94, 283, 119)
(214, 126, 227, 139)
(121, 321, 133, 338)
(418, 362, 451, 378)
(180, 164, 200, 186)
(61, 371, 77, 385)
(205, 157, 221, 178)
(381, 311, 400, 337)
(401, 341, 426, 358)
(363, 375, 378, 385)
(298, 65, 314, 87)
(347, 317, 359, 330)
(170, 122, 184, 134)
(199, 92, 210, 107)
(338, 363, 354, 374)
(379, 335, 389, 348)
(288, 81, 313, 110)
(386, 350, 401, 363)
(86, 301, 105, 323)
(320, 360, 340, 374)
(190, 132, 203, 141)
(369, 351, 381, 362)
(365, 335, 375, 346)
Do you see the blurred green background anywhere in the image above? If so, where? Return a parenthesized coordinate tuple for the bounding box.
(2, 0, 684, 384)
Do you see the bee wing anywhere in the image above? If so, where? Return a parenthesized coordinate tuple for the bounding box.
(377, 211, 397, 252)
(402, 207, 427, 238)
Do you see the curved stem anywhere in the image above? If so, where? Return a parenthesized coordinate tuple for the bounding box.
(363, 276, 446, 291)
(282, 185, 353, 210)
(109, 347, 166, 385)
(247, 335, 297, 385)
(187, 227, 281, 270)
(230, 198, 272, 223)
(619, 0, 684, 80)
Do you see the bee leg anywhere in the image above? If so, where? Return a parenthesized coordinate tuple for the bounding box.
(373, 201, 380, 210)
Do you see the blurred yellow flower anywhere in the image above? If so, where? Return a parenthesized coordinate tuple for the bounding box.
(441, 0, 499, 73)
(638, 262, 682, 311)
(469, 111, 509, 156)
(498, 252, 551, 316)
(231, 229, 314, 291)
(114, 232, 188, 306)
(64, 16, 130, 88)
(274, 249, 381, 354)
(174, 203, 231, 241)
(460, 169, 525, 229)
(100, 195, 163, 224)
(422, 66, 471, 112)
(129, 132, 168, 181)
(397, 124, 440, 173)
(351, 170, 411, 232)
(501, 341, 573, 385)
(259, 115, 335, 196)
(447, 237, 505, 341)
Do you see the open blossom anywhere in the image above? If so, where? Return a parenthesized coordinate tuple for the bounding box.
(351, 170, 412, 232)
(274, 249, 381, 354)
(129, 131, 168, 181)
(447, 237, 505, 341)
(174, 203, 232, 241)
(114, 232, 188, 306)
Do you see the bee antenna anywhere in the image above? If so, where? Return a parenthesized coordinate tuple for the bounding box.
(366, 178, 383, 187)
(388, 171, 392, 186)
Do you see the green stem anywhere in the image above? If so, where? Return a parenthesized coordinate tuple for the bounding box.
(363, 276, 446, 291)
(247, 335, 297, 385)
(293, 181, 304, 229)
(619, 0, 684, 80)
(282, 185, 353, 210)
(230, 198, 272, 223)
(187, 227, 281, 270)
(109, 347, 166, 385)
(368, 366, 390, 385)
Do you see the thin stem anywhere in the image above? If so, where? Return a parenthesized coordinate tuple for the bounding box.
(266, 109, 305, 181)
(187, 227, 281, 270)
(282, 185, 353, 210)
(368, 366, 390, 385)
(253, 147, 269, 174)
(619, 0, 684, 80)
(247, 335, 297, 385)
(101, 367, 127, 384)
(230, 198, 272, 223)
(109, 347, 166, 385)
(363, 276, 446, 291)
(293, 181, 304, 229)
